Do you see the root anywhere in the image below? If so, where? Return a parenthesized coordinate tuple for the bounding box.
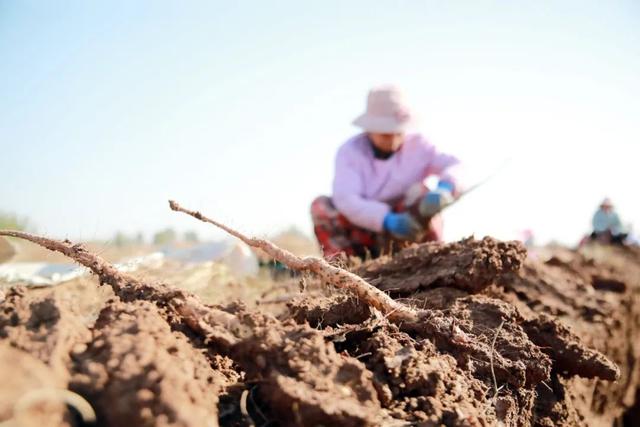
(14, 389, 96, 424)
(0, 230, 242, 346)
(0, 231, 131, 286)
(2, 201, 634, 427)
(169, 200, 420, 323)
(0, 230, 386, 425)
(490, 320, 505, 398)
(167, 201, 546, 386)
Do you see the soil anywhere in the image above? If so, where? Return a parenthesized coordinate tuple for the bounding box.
(0, 343, 71, 427)
(70, 299, 240, 427)
(0, 237, 15, 263)
(1, 235, 639, 426)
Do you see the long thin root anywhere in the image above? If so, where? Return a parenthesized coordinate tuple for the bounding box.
(168, 200, 420, 323)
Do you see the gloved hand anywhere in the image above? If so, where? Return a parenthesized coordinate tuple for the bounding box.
(419, 180, 455, 218)
(383, 212, 422, 240)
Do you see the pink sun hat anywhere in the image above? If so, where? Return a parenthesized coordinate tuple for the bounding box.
(600, 198, 614, 208)
(352, 85, 416, 133)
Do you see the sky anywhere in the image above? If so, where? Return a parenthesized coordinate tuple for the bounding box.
(1, 1, 639, 246)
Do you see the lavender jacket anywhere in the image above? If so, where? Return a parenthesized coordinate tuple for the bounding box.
(332, 133, 460, 232)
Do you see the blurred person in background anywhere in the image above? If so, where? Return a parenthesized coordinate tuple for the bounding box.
(591, 198, 628, 245)
(311, 85, 463, 259)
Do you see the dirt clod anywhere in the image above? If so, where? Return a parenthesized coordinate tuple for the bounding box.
(0, 343, 70, 427)
(0, 287, 90, 382)
(71, 299, 235, 427)
(356, 236, 527, 295)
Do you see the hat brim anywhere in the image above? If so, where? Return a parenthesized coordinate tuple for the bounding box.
(352, 114, 413, 133)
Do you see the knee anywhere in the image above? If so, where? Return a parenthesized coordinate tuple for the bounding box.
(311, 195, 331, 209)
(311, 196, 335, 222)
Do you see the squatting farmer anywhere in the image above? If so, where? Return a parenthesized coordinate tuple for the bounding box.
(311, 85, 463, 259)
(591, 198, 627, 245)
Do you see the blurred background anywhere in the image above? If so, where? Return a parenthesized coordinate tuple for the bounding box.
(1, 0, 638, 247)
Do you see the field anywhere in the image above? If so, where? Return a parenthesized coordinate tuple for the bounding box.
(1, 218, 640, 426)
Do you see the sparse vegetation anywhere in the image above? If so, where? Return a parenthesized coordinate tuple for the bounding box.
(184, 230, 199, 243)
(0, 211, 31, 231)
(152, 228, 177, 245)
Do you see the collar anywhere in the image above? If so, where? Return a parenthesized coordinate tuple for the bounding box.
(367, 136, 395, 160)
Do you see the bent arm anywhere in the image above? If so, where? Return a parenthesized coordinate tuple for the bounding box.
(417, 136, 462, 194)
(332, 152, 390, 232)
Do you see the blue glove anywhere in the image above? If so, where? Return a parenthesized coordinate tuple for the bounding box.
(383, 212, 422, 240)
(419, 180, 455, 217)
(436, 180, 455, 194)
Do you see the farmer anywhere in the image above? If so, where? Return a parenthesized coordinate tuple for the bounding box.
(311, 85, 462, 259)
(591, 198, 627, 244)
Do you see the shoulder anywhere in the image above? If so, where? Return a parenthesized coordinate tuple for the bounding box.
(402, 133, 434, 154)
(405, 133, 432, 149)
(337, 133, 370, 159)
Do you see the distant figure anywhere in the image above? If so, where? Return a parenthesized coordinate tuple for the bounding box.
(591, 198, 627, 244)
(311, 85, 462, 259)
(521, 229, 535, 249)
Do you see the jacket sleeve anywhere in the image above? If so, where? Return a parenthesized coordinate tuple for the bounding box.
(610, 212, 623, 234)
(592, 211, 606, 232)
(417, 136, 463, 192)
(425, 147, 460, 181)
(332, 147, 391, 232)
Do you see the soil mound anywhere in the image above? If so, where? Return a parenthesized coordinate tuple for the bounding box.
(1, 229, 639, 426)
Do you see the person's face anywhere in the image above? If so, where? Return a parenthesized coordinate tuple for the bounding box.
(602, 204, 613, 213)
(368, 133, 404, 153)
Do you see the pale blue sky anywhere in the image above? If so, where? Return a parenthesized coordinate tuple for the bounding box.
(1, 1, 639, 245)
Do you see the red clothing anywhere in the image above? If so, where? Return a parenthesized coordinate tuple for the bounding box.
(311, 186, 443, 259)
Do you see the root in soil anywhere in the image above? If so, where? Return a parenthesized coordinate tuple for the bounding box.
(0, 202, 638, 427)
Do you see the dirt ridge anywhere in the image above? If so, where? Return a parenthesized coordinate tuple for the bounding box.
(1, 232, 639, 426)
